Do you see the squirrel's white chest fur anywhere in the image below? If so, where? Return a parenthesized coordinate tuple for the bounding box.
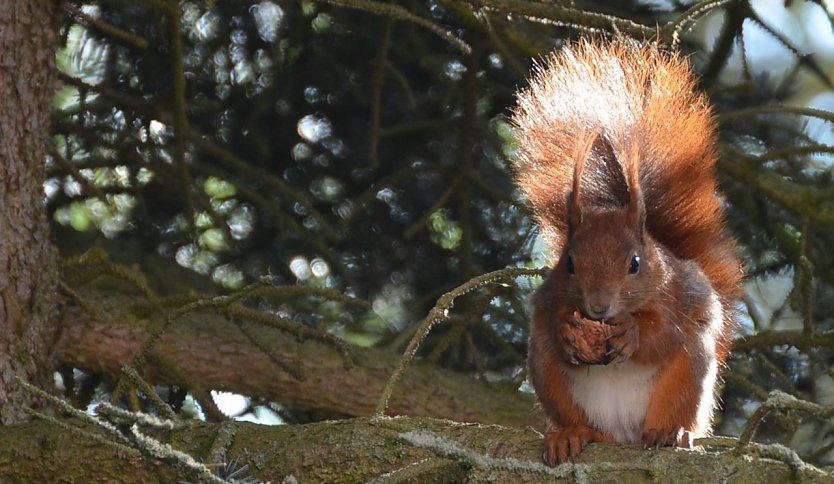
(565, 361, 658, 443)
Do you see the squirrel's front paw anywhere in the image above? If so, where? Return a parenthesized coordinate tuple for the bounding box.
(543, 425, 611, 466)
(605, 315, 639, 363)
(641, 427, 692, 449)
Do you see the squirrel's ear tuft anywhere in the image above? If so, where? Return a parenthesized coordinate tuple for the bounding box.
(566, 191, 582, 233)
(625, 137, 646, 239)
(568, 133, 598, 232)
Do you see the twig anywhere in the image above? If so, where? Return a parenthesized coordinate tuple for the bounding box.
(663, 0, 734, 44)
(374, 267, 545, 415)
(63, 3, 149, 50)
(318, 0, 471, 54)
(165, 0, 196, 234)
(736, 390, 834, 448)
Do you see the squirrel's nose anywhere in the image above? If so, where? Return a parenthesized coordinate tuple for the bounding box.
(586, 303, 610, 320)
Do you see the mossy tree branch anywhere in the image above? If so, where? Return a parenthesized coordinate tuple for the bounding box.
(56, 284, 540, 429)
(0, 416, 825, 482)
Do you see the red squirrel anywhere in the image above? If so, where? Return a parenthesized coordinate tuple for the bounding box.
(511, 38, 743, 465)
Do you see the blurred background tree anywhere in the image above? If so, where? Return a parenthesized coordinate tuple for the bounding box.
(15, 0, 834, 479)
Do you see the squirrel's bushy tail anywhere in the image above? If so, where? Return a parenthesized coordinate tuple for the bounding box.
(512, 37, 742, 310)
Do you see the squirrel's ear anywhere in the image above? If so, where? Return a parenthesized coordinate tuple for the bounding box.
(625, 138, 646, 239)
(568, 134, 598, 232)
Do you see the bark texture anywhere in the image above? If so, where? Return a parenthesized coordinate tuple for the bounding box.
(57, 286, 541, 429)
(0, 1, 60, 424)
(0, 416, 816, 482)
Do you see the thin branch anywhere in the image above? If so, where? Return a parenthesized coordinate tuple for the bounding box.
(721, 147, 834, 227)
(63, 3, 149, 50)
(746, 11, 833, 89)
(369, 18, 394, 169)
(235, 318, 306, 380)
(471, 0, 655, 38)
(402, 173, 463, 240)
(398, 430, 566, 477)
(374, 267, 545, 415)
(119, 365, 178, 420)
(699, 0, 744, 82)
(718, 105, 834, 125)
(187, 130, 340, 243)
(165, 1, 196, 234)
(733, 329, 834, 351)
(737, 390, 834, 449)
(48, 146, 109, 202)
(318, 0, 471, 54)
(455, 50, 477, 276)
(663, 0, 734, 44)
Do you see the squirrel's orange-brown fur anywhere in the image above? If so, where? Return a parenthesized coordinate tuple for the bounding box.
(512, 38, 743, 466)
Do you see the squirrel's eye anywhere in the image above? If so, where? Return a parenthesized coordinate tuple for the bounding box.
(566, 256, 575, 275)
(629, 255, 640, 274)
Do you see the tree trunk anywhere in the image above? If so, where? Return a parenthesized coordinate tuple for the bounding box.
(0, 1, 60, 424)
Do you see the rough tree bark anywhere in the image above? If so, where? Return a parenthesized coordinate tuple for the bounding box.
(57, 285, 540, 429)
(0, 416, 817, 482)
(0, 1, 60, 424)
